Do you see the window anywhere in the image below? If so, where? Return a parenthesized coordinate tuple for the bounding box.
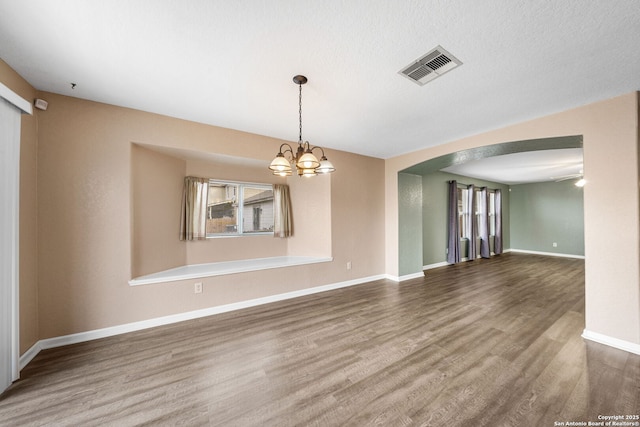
(206, 181, 274, 237)
(457, 187, 496, 239)
(458, 187, 470, 239)
(489, 191, 496, 236)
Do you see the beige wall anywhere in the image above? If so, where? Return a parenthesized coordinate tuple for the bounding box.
(386, 92, 640, 345)
(287, 173, 332, 258)
(131, 144, 186, 277)
(33, 91, 385, 339)
(0, 60, 39, 354)
(331, 150, 386, 281)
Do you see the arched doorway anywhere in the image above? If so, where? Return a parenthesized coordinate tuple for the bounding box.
(397, 135, 583, 278)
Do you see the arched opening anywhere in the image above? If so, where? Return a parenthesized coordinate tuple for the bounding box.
(397, 135, 584, 277)
(385, 93, 640, 353)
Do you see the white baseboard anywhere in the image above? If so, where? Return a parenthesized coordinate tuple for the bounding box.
(422, 250, 512, 271)
(582, 329, 640, 355)
(18, 341, 42, 371)
(510, 249, 585, 259)
(20, 274, 387, 370)
(21, 277, 639, 371)
(385, 271, 428, 282)
(423, 261, 449, 271)
(397, 272, 425, 281)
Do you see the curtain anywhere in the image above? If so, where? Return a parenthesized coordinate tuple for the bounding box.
(273, 184, 293, 238)
(479, 187, 491, 258)
(179, 176, 209, 241)
(494, 189, 503, 254)
(446, 180, 460, 264)
(466, 184, 477, 260)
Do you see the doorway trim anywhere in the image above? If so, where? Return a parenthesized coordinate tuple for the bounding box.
(0, 82, 32, 394)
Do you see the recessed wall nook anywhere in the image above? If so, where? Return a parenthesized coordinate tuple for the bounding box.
(131, 143, 333, 285)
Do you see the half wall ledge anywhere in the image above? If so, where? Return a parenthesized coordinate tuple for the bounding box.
(128, 256, 334, 286)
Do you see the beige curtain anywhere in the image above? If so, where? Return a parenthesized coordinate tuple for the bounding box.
(179, 176, 209, 241)
(273, 184, 293, 238)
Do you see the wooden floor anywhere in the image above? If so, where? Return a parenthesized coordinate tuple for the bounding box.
(1, 253, 639, 426)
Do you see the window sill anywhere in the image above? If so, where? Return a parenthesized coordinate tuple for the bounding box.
(206, 232, 274, 239)
(129, 256, 333, 286)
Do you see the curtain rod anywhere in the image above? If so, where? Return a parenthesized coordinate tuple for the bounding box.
(449, 180, 500, 192)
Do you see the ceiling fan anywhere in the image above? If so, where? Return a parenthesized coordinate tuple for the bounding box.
(552, 169, 585, 187)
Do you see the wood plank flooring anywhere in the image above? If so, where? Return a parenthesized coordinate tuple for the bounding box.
(1, 253, 639, 426)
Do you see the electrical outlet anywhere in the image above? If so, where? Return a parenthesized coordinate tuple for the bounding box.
(552, 242, 558, 248)
(194, 282, 203, 294)
(346, 261, 352, 270)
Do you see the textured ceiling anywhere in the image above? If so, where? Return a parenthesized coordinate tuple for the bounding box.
(0, 1, 639, 160)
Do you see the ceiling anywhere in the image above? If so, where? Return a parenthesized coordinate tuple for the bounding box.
(441, 148, 583, 185)
(0, 1, 639, 162)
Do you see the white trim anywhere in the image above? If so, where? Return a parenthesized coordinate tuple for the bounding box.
(0, 82, 32, 115)
(27, 274, 640, 376)
(0, 97, 23, 391)
(509, 249, 584, 259)
(423, 261, 449, 271)
(129, 256, 333, 286)
(398, 272, 425, 281)
(20, 274, 387, 368)
(18, 342, 41, 371)
(582, 329, 640, 355)
(384, 271, 428, 282)
(423, 249, 513, 271)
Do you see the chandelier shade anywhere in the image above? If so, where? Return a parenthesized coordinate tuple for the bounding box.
(268, 75, 335, 177)
(317, 156, 335, 174)
(297, 150, 320, 169)
(269, 153, 292, 173)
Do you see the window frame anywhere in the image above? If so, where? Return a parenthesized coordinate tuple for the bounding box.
(458, 186, 497, 240)
(489, 190, 496, 237)
(206, 179, 274, 238)
(458, 187, 469, 240)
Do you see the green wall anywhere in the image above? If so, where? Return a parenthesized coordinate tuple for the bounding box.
(398, 173, 424, 276)
(421, 171, 510, 266)
(400, 169, 583, 274)
(510, 180, 584, 256)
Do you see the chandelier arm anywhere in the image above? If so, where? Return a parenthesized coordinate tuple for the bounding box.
(279, 143, 293, 153)
(301, 141, 312, 151)
(278, 143, 295, 160)
(310, 146, 326, 157)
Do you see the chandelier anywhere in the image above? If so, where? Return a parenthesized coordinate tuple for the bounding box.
(269, 75, 335, 177)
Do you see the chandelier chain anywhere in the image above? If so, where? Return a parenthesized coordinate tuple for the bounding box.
(268, 74, 335, 176)
(298, 83, 303, 143)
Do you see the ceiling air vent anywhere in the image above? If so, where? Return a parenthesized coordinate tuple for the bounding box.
(399, 45, 462, 86)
